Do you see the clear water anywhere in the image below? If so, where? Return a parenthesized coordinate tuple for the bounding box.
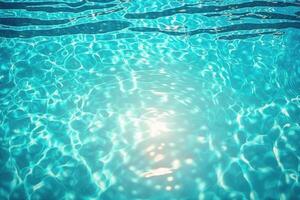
(0, 0, 300, 199)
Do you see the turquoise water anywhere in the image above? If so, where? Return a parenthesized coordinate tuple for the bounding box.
(0, 0, 300, 199)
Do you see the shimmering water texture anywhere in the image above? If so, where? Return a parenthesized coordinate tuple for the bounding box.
(0, 0, 300, 199)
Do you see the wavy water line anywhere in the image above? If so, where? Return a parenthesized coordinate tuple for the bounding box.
(0, 1, 299, 40)
(124, 1, 300, 19)
(0, 7, 124, 27)
(130, 22, 300, 39)
(0, 21, 299, 39)
(0, 0, 115, 9)
(204, 11, 300, 21)
(0, 1, 119, 13)
(0, 20, 132, 38)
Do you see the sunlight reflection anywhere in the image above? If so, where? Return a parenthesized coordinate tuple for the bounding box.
(141, 167, 173, 178)
(146, 118, 169, 137)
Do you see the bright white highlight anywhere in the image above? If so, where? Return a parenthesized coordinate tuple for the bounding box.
(146, 118, 169, 137)
(141, 167, 173, 178)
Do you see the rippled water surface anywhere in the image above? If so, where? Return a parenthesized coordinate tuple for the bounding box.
(0, 0, 300, 199)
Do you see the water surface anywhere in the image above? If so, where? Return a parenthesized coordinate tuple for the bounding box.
(0, 0, 300, 199)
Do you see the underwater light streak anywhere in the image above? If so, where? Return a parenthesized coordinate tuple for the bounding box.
(141, 167, 173, 178)
(140, 159, 182, 178)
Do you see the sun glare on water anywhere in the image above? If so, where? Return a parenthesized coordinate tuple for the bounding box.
(146, 118, 169, 137)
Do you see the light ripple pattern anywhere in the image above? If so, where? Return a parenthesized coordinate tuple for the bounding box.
(0, 0, 300, 200)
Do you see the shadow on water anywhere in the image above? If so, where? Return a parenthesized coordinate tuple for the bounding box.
(204, 12, 300, 22)
(0, 21, 299, 39)
(0, 0, 115, 8)
(217, 31, 282, 40)
(124, 1, 300, 19)
(0, 20, 132, 38)
(0, 7, 124, 27)
(0, 1, 118, 13)
(0, 0, 299, 39)
(129, 22, 300, 40)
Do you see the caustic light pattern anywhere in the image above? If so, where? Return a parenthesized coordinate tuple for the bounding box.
(0, 0, 300, 200)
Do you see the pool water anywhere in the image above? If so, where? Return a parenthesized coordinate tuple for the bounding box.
(0, 0, 300, 199)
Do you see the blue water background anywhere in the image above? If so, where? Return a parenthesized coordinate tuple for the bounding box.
(0, 0, 300, 199)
